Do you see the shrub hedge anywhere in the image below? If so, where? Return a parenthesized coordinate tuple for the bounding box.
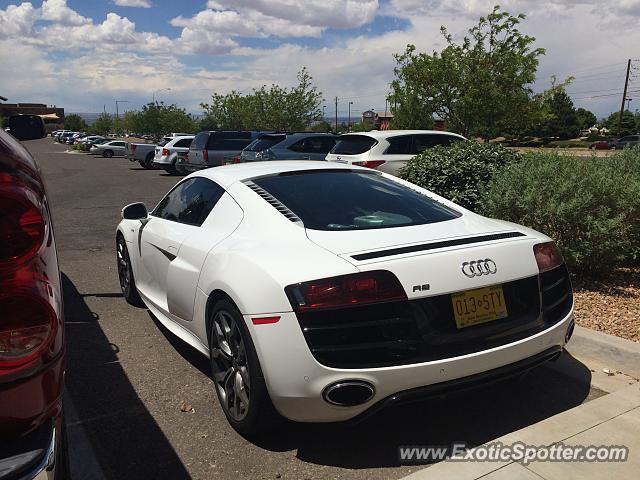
(481, 149, 640, 277)
(399, 141, 522, 211)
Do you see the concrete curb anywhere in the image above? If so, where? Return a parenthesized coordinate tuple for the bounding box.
(568, 326, 640, 378)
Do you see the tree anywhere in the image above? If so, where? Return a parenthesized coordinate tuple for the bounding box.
(309, 120, 332, 132)
(200, 67, 323, 131)
(65, 113, 88, 131)
(543, 90, 579, 139)
(130, 103, 197, 137)
(575, 107, 597, 131)
(91, 113, 114, 135)
(350, 119, 376, 132)
(389, 6, 545, 139)
(603, 110, 637, 137)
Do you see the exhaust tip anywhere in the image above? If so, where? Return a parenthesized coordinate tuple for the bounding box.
(323, 381, 375, 407)
(565, 320, 575, 343)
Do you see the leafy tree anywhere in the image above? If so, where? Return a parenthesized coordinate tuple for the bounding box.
(200, 67, 323, 131)
(350, 119, 376, 132)
(603, 110, 637, 137)
(575, 107, 597, 131)
(0, 116, 8, 128)
(91, 113, 114, 135)
(389, 6, 545, 139)
(122, 110, 143, 134)
(130, 103, 197, 137)
(65, 113, 88, 131)
(309, 120, 332, 132)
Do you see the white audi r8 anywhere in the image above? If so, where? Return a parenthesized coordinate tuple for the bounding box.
(116, 161, 574, 435)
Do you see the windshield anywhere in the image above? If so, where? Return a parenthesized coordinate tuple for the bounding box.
(251, 171, 460, 231)
(245, 135, 286, 152)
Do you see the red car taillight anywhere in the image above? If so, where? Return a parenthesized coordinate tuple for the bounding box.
(353, 160, 385, 169)
(0, 176, 58, 377)
(232, 155, 241, 164)
(162, 148, 170, 156)
(203, 149, 209, 163)
(184, 152, 189, 162)
(285, 271, 407, 313)
(131, 144, 137, 152)
(534, 242, 564, 273)
(0, 183, 46, 271)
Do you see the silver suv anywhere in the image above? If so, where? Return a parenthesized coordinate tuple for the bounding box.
(184, 131, 266, 172)
(240, 133, 338, 162)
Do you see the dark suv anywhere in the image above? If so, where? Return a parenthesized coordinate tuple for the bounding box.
(184, 131, 267, 172)
(0, 115, 67, 479)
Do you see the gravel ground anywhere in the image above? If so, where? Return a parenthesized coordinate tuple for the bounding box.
(573, 268, 640, 343)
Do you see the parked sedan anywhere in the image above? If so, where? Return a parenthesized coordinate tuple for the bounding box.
(589, 140, 613, 150)
(0, 116, 67, 478)
(91, 140, 126, 157)
(240, 133, 338, 162)
(611, 135, 639, 149)
(116, 161, 574, 435)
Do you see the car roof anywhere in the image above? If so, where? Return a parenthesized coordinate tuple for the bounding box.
(339, 130, 465, 139)
(192, 160, 366, 188)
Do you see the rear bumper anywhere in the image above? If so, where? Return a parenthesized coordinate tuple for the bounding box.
(247, 308, 574, 423)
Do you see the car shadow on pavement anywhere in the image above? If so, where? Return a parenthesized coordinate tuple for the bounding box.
(62, 274, 191, 480)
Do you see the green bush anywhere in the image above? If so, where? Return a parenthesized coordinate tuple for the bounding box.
(480, 149, 640, 277)
(399, 141, 522, 211)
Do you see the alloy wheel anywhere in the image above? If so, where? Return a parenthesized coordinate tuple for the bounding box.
(117, 237, 131, 296)
(210, 310, 251, 421)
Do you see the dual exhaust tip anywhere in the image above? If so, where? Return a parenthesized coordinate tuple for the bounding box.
(323, 380, 375, 407)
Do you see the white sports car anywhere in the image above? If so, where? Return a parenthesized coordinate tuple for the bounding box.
(116, 161, 574, 434)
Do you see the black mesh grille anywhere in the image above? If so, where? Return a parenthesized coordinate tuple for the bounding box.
(295, 265, 573, 369)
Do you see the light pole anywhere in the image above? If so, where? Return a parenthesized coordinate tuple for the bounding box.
(115, 100, 130, 134)
(348, 101, 353, 131)
(152, 87, 171, 103)
(322, 104, 326, 119)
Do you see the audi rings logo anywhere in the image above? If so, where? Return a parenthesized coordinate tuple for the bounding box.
(461, 258, 498, 278)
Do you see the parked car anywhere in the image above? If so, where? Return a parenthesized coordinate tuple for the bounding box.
(326, 130, 467, 176)
(91, 140, 126, 157)
(240, 133, 338, 163)
(589, 140, 613, 150)
(611, 135, 640, 149)
(1, 115, 67, 478)
(185, 131, 266, 172)
(66, 132, 87, 145)
(152, 135, 194, 174)
(174, 151, 189, 175)
(116, 161, 574, 435)
(125, 142, 157, 168)
(57, 131, 77, 143)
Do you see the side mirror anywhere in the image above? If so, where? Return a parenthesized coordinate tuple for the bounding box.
(8, 115, 47, 141)
(122, 202, 148, 220)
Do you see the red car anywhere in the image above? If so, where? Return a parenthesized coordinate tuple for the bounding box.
(589, 140, 612, 150)
(0, 116, 67, 479)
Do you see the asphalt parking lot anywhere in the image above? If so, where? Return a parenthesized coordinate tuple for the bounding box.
(27, 138, 603, 480)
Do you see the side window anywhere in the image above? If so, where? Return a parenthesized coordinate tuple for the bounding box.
(384, 136, 412, 155)
(210, 138, 253, 150)
(299, 136, 337, 154)
(174, 139, 193, 148)
(191, 132, 208, 150)
(412, 135, 462, 154)
(113, 142, 125, 147)
(152, 178, 225, 226)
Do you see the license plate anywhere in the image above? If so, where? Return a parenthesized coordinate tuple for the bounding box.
(451, 285, 508, 329)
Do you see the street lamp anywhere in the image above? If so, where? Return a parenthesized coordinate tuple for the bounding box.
(115, 100, 130, 134)
(152, 87, 171, 103)
(348, 101, 353, 131)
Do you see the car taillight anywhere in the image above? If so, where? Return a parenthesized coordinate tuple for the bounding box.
(232, 155, 241, 164)
(184, 152, 189, 162)
(131, 144, 137, 152)
(0, 176, 58, 377)
(0, 184, 46, 271)
(162, 148, 170, 156)
(534, 242, 564, 273)
(0, 288, 57, 372)
(285, 271, 406, 313)
(353, 160, 385, 169)
(203, 149, 209, 163)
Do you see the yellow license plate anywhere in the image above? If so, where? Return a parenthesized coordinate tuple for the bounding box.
(451, 285, 508, 329)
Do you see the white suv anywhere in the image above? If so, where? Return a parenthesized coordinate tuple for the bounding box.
(152, 135, 194, 174)
(326, 130, 467, 176)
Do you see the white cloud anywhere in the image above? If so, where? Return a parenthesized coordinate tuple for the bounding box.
(113, 0, 152, 7)
(41, 0, 91, 26)
(0, 2, 37, 38)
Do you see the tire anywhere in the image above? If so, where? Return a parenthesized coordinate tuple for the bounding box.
(208, 299, 280, 436)
(138, 159, 148, 169)
(145, 152, 155, 169)
(103, 149, 114, 158)
(167, 160, 179, 175)
(116, 234, 144, 307)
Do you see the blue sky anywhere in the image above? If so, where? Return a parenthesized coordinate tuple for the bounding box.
(1, 0, 639, 120)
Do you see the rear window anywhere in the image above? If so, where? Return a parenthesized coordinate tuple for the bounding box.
(191, 132, 208, 150)
(330, 135, 378, 155)
(207, 132, 253, 150)
(251, 171, 460, 231)
(246, 135, 286, 152)
(157, 137, 172, 147)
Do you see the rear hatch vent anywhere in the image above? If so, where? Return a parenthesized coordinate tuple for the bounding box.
(244, 181, 301, 224)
